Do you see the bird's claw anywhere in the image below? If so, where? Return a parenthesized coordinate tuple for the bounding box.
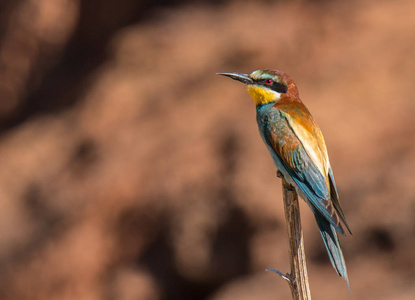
(277, 170, 295, 190)
(286, 184, 295, 191)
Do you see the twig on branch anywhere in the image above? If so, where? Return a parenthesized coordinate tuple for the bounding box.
(267, 171, 312, 300)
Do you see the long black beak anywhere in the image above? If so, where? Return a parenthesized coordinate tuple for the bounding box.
(217, 72, 253, 84)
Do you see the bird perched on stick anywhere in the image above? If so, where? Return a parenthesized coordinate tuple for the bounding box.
(217, 69, 352, 288)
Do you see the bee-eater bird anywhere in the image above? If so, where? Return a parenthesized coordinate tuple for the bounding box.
(218, 69, 352, 288)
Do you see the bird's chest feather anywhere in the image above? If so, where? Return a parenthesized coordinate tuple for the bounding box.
(255, 104, 316, 200)
(256, 104, 295, 171)
(256, 104, 298, 151)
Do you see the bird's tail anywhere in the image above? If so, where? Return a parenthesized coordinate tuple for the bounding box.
(314, 212, 350, 291)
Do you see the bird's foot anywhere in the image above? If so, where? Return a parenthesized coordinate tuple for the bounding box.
(285, 183, 295, 191)
(277, 170, 295, 190)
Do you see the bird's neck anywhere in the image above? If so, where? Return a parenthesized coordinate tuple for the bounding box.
(246, 85, 282, 106)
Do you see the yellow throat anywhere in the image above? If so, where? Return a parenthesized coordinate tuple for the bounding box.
(246, 85, 282, 106)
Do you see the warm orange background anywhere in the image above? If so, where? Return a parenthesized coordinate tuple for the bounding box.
(0, 0, 414, 299)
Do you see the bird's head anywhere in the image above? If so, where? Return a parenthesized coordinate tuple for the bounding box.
(217, 69, 298, 106)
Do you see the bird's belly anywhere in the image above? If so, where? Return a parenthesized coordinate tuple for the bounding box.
(263, 140, 311, 205)
(256, 104, 311, 204)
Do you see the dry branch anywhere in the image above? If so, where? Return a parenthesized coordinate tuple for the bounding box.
(267, 171, 312, 300)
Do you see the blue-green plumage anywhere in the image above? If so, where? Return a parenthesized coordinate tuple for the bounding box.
(257, 103, 350, 289)
(314, 212, 349, 289)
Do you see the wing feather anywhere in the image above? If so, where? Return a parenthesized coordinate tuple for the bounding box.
(263, 107, 345, 234)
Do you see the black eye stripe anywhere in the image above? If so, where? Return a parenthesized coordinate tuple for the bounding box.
(271, 82, 288, 93)
(258, 80, 270, 85)
(256, 79, 288, 93)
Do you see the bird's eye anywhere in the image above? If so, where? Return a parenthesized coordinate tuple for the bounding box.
(265, 79, 273, 85)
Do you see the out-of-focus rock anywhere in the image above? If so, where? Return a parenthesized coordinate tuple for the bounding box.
(0, 0, 78, 123)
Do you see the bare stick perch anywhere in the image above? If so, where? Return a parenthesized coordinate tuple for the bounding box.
(267, 171, 312, 300)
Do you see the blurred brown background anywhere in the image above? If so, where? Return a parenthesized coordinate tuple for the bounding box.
(0, 0, 414, 299)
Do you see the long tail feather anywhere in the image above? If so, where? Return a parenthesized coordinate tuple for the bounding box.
(314, 212, 350, 291)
